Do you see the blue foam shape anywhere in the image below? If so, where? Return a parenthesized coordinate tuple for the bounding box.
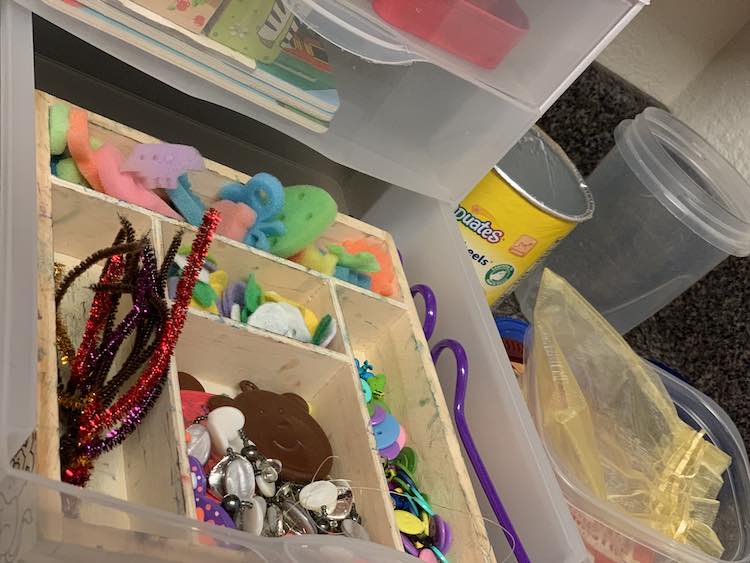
(167, 174, 205, 226)
(334, 266, 373, 290)
(220, 173, 286, 250)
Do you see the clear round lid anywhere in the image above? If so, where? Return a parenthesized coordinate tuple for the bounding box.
(616, 108, 750, 257)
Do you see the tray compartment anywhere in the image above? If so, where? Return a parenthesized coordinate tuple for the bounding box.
(336, 284, 496, 562)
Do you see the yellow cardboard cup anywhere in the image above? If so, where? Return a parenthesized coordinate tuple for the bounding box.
(456, 127, 594, 308)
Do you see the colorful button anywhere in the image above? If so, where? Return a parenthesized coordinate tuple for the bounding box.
(393, 447, 417, 477)
(432, 514, 453, 553)
(361, 379, 372, 403)
(396, 425, 408, 449)
(401, 533, 419, 556)
(379, 438, 403, 460)
(419, 549, 438, 562)
(395, 510, 424, 535)
(373, 413, 400, 449)
(369, 405, 386, 425)
(367, 398, 390, 417)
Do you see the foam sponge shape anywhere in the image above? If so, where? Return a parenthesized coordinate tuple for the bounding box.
(270, 186, 337, 258)
(55, 157, 88, 187)
(68, 108, 104, 192)
(334, 266, 372, 291)
(49, 104, 70, 156)
(213, 200, 257, 242)
(290, 245, 338, 276)
(263, 291, 318, 335)
(327, 245, 380, 273)
(342, 239, 396, 296)
(167, 174, 205, 226)
(94, 144, 182, 220)
(219, 173, 286, 251)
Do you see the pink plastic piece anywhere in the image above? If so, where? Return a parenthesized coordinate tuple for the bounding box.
(122, 143, 204, 190)
(372, 0, 529, 69)
(95, 144, 183, 219)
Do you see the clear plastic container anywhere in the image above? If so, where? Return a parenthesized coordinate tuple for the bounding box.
(363, 187, 590, 563)
(0, 21, 593, 560)
(516, 108, 750, 333)
(526, 357, 750, 563)
(17, 0, 645, 202)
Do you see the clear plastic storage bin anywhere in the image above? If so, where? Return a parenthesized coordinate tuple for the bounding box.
(0, 12, 592, 560)
(15, 0, 645, 202)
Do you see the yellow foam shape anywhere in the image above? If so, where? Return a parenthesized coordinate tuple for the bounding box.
(294, 245, 338, 276)
(263, 290, 318, 334)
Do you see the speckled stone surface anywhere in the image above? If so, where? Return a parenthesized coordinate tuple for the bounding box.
(530, 63, 750, 456)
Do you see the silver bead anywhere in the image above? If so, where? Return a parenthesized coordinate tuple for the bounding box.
(241, 444, 260, 462)
(261, 464, 278, 483)
(222, 494, 241, 514)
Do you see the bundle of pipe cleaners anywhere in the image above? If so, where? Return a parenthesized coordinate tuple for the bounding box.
(55, 209, 220, 487)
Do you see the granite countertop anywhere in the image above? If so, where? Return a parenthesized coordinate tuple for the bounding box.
(535, 63, 750, 453)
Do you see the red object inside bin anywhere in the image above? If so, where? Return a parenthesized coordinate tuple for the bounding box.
(372, 0, 529, 69)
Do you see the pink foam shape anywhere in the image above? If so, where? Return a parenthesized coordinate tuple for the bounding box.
(122, 144, 204, 190)
(213, 200, 257, 242)
(94, 144, 183, 220)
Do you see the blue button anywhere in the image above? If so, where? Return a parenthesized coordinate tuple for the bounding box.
(373, 413, 400, 449)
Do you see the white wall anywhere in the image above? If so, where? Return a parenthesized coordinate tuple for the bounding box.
(597, 1, 750, 183)
(671, 19, 750, 181)
(597, 0, 750, 105)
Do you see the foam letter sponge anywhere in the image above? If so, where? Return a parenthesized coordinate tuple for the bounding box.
(167, 174, 205, 227)
(55, 157, 88, 187)
(213, 200, 257, 242)
(290, 245, 338, 276)
(49, 104, 70, 156)
(67, 108, 103, 192)
(94, 144, 182, 220)
(342, 239, 396, 296)
(270, 186, 337, 258)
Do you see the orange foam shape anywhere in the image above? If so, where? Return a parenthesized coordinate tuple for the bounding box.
(342, 239, 396, 296)
(67, 108, 103, 192)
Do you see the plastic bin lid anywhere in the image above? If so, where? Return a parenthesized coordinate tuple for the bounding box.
(616, 108, 750, 257)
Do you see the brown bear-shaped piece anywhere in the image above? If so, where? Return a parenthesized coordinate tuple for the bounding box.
(207, 380, 333, 483)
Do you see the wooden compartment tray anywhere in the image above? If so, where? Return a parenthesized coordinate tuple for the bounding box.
(30, 90, 495, 562)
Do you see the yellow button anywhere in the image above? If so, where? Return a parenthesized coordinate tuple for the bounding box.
(395, 510, 424, 535)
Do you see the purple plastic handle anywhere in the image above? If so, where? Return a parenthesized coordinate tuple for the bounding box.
(410, 284, 437, 342)
(431, 339, 530, 563)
